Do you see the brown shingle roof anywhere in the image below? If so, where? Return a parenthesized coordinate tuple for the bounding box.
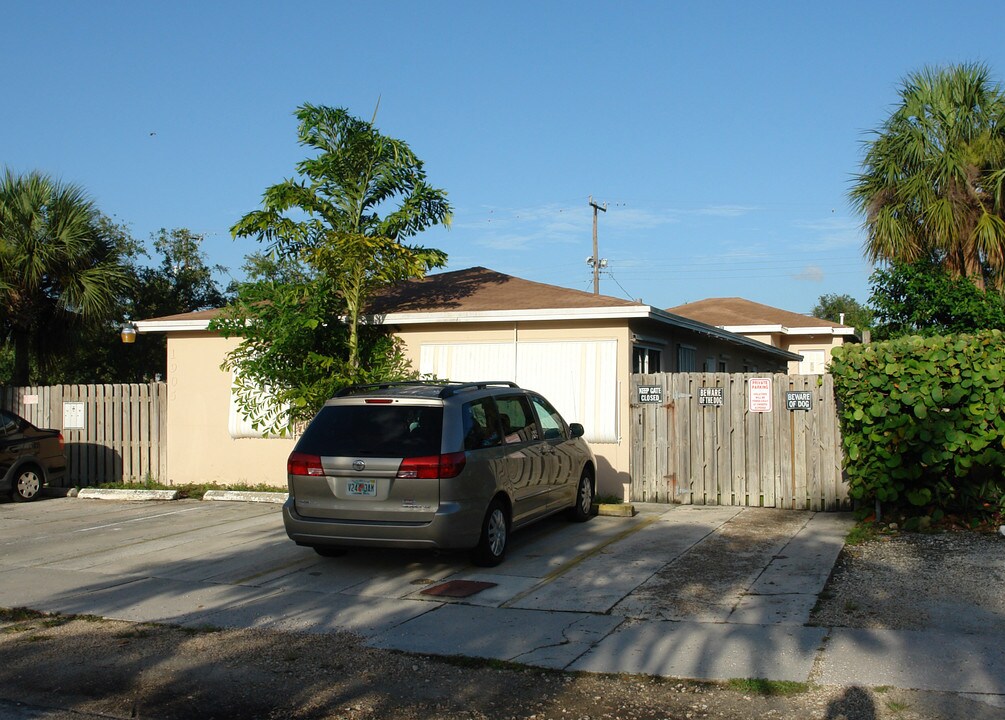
(139, 267, 641, 323)
(667, 297, 846, 329)
(368, 266, 641, 314)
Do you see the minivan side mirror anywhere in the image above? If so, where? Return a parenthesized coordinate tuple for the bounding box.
(569, 423, 585, 438)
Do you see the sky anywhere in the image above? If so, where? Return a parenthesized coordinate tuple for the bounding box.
(5, 1, 1005, 316)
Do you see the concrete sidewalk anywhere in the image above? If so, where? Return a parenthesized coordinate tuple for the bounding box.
(1, 498, 1003, 704)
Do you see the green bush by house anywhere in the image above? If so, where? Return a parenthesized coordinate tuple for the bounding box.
(830, 331, 1005, 524)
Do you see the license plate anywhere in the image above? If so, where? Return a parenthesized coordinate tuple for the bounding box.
(346, 480, 376, 497)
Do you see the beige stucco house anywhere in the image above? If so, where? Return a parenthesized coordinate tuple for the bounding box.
(666, 297, 857, 374)
(136, 267, 799, 495)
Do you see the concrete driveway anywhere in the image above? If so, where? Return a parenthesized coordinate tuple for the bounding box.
(3, 496, 1003, 700)
(0, 496, 854, 679)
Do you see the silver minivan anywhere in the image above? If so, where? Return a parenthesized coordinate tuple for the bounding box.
(282, 381, 596, 565)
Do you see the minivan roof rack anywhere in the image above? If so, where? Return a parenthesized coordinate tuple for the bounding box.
(438, 381, 520, 398)
(333, 380, 520, 399)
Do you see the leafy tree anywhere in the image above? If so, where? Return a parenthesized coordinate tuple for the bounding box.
(19, 223, 232, 384)
(812, 293, 873, 333)
(868, 256, 1005, 339)
(214, 104, 451, 433)
(0, 170, 128, 385)
(849, 63, 1005, 291)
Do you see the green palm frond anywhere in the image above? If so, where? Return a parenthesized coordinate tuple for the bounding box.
(851, 63, 1005, 290)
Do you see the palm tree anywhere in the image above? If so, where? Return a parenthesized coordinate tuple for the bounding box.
(231, 103, 451, 373)
(0, 170, 128, 385)
(850, 63, 1005, 291)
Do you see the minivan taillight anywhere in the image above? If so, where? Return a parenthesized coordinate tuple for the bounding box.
(397, 451, 466, 479)
(57, 432, 65, 452)
(288, 451, 324, 477)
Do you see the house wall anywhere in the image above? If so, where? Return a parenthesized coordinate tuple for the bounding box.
(729, 330, 846, 374)
(784, 335, 845, 374)
(158, 318, 794, 495)
(165, 333, 294, 487)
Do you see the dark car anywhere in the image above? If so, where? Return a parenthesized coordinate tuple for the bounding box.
(283, 381, 597, 566)
(0, 409, 66, 502)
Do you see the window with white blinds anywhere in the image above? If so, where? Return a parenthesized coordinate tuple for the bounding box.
(228, 373, 289, 439)
(419, 340, 619, 443)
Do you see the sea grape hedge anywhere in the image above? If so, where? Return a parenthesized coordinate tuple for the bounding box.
(830, 331, 1005, 517)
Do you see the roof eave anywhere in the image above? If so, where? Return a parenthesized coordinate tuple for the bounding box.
(134, 319, 213, 333)
(379, 305, 652, 324)
(720, 324, 855, 337)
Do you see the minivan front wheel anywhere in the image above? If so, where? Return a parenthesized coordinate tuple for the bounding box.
(472, 499, 508, 567)
(568, 469, 594, 522)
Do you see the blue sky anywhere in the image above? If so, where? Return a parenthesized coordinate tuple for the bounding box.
(5, 1, 1005, 316)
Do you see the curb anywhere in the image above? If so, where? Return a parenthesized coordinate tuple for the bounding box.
(77, 488, 180, 501)
(203, 490, 288, 504)
(593, 503, 636, 517)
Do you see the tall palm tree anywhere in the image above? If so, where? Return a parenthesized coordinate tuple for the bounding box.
(0, 170, 128, 385)
(850, 63, 1005, 290)
(231, 104, 451, 373)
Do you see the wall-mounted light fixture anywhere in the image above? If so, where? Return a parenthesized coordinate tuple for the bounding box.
(120, 323, 137, 344)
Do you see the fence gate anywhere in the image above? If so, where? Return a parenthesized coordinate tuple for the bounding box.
(1, 383, 167, 486)
(630, 373, 847, 511)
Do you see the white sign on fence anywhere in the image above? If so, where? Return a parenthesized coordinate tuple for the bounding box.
(63, 402, 85, 430)
(748, 377, 772, 413)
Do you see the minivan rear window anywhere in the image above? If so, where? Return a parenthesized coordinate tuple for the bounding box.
(296, 405, 443, 457)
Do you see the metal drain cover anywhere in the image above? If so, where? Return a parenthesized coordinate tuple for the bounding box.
(420, 580, 498, 598)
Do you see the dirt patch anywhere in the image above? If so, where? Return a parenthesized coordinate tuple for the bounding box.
(810, 530, 1005, 631)
(615, 510, 810, 621)
(1, 528, 1003, 719)
(0, 613, 1000, 720)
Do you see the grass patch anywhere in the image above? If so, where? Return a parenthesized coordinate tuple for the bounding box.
(886, 700, 911, 712)
(726, 679, 809, 697)
(93, 480, 286, 500)
(174, 623, 222, 635)
(0, 607, 51, 623)
(594, 494, 624, 505)
(844, 523, 880, 546)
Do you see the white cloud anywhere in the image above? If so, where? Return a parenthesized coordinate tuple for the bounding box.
(793, 265, 825, 282)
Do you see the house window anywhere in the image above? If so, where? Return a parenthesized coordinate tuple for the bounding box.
(633, 346, 661, 373)
(718, 360, 728, 372)
(705, 356, 717, 372)
(677, 345, 696, 372)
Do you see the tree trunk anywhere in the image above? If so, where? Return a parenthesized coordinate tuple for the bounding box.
(12, 327, 30, 386)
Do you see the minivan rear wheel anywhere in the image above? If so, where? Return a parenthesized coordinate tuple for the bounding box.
(472, 498, 508, 567)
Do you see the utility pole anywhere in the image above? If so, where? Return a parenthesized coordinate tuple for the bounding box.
(587, 195, 608, 294)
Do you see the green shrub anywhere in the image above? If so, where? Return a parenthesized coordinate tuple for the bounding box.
(830, 331, 1005, 523)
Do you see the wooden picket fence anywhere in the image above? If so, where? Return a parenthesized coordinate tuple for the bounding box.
(1, 383, 167, 486)
(630, 373, 848, 511)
